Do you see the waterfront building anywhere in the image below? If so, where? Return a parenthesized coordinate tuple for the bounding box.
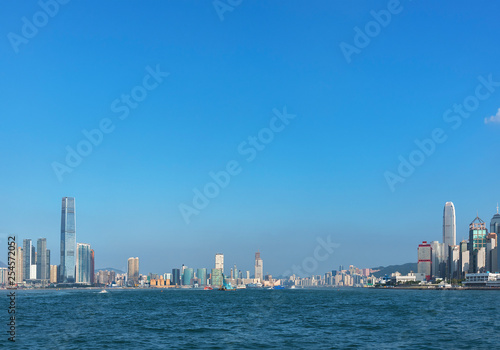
(211, 268, 223, 287)
(469, 216, 487, 251)
(464, 272, 500, 287)
(430, 241, 446, 278)
(22, 239, 32, 281)
(90, 249, 95, 286)
(127, 257, 139, 286)
(171, 268, 180, 285)
(60, 197, 77, 283)
(183, 268, 194, 286)
(197, 268, 207, 286)
(458, 240, 470, 279)
(443, 202, 456, 247)
(76, 243, 91, 284)
(417, 241, 432, 281)
(36, 238, 49, 280)
(255, 252, 263, 282)
(50, 265, 58, 283)
(469, 216, 488, 273)
(447, 245, 459, 280)
(215, 253, 224, 275)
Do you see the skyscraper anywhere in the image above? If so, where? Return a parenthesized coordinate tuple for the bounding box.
(469, 216, 487, 251)
(417, 241, 432, 281)
(36, 238, 49, 280)
(127, 257, 139, 286)
(90, 249, 95, 286)
(15, 245, 23, 284)
(215, 253, 224, 275)
(490, 204, 500, 234)
(443, 202, 456, 246)
(76, 243, 91, 284)
(182, 268, 194, 286)
(172, 268, 180, 286)
(255, 252, 263, 282)
(22, 239, 32, 281)
(469, 216, 488, 273)
(197, 268, 207, 286)
(60, 197, 76, 283)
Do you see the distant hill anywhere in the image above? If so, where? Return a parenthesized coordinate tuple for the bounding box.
(370, 263, 418, 278)
(95, 267, 125, 274)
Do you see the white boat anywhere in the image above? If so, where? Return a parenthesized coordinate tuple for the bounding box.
(99, 289, 108, 294)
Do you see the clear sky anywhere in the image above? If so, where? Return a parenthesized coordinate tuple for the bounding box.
(1, 1, 499, 276)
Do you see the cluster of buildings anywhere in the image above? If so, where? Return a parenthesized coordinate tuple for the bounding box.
(417, 202, 500, 286)
(0, 197, 95, 287)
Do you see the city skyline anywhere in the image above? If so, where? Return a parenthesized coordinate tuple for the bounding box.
(2, 2, 500, 275)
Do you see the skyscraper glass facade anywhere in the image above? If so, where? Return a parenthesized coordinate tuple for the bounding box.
(76, 243, 91, 284)
(60, 197, 76, 283)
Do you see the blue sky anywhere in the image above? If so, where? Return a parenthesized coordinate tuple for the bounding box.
(1, 1, 499, 275)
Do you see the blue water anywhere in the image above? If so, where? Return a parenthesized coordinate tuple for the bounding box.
(3, 288, 500, 349)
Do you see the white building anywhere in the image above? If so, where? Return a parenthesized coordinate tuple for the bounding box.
(464, 272, 500, 287)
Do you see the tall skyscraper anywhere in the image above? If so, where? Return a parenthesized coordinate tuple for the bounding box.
(469, 216, 487, 251)
(443, 202, 456, 246)
(417, 241, 432, 281)
(182, 268, 194, 286)
(490, 204, 500, 234)
(211, 268, 223, 286)
(36, 238, 49, 280)
(197, 268, 207, 286)
(76, 243, 91, 284)
(171, 268, 180, 285)
(15, 245, 23, 284)
(215, 253, 224, 275)
(469, 216, 488, 273)
(60, 197, 76, 283)
(50, 265, 58, 283)
(127, 257, 139, 286)
(255, 252, 263, 281)
(90, 249, 95, 286)
(22, 239, 32, 281)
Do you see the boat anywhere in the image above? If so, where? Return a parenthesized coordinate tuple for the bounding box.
(204, 286, 213, 290)
(273, 285, 285, 290)
(99, 289, 108, 294)
(246, 282, 263, 289)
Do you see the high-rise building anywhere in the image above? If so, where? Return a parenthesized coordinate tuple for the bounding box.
(76, 243, 91, 284)
(443, 202, 456, 247)
(215, 253, 224, 275)
(15, 245, 23, 284)
(22, 239, 32, 281)
(486, 233, 498, 273)
(211, 268, 223, 286)
(182, 268, 194, 286)
(469, 216, 488, 273)
(36, 238, 49, 280)
(469, 216, 487, 251)
(90, 249, 95, 286)
(50, 265, 58, 283)
(490, 205, 500, 234)
(171, 268, 180, 285)
(417, 241, 432, 281)
(458, 240, 469, 278)
(127, 257, 139, 286)
(60, 197, 77, 283)
(197, 268, 207, 286)
(430, 241, 446, 278)
(255, 252, 263, 282)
